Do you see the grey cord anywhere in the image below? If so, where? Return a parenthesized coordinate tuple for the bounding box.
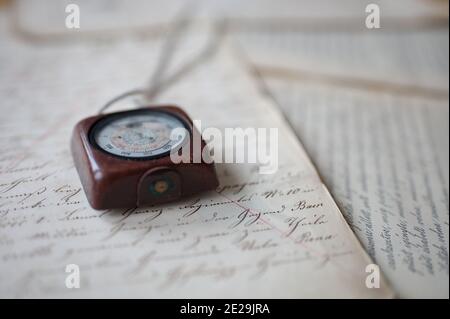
(97, 89, 147, 114)
(98, 1, 199, 114)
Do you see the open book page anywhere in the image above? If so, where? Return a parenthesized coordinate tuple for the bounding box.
(0, 18, 392, 297)
(248, 75, 449, 298)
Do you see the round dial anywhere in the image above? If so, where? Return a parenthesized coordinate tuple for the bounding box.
(90, 110, 189, 159)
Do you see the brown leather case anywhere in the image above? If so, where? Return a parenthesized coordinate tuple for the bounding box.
(71, 105, 219, 209)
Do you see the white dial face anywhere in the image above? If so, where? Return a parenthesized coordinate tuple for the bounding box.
(91, 110, 188, 159)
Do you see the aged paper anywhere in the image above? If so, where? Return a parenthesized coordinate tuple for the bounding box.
(235, 24, 449, 298)
(236, 29, 449, 91)
(0, 18, 392, 297)
(249, 76, 449, 298)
